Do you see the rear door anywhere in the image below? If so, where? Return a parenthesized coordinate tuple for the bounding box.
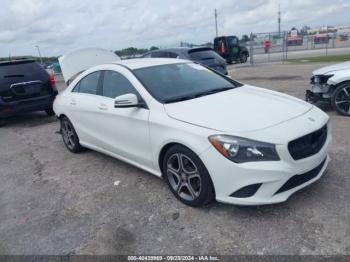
(68, 71, 103, 146)
(0, 61, 51, 103)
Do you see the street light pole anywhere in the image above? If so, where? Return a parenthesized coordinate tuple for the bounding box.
(214, 9, 218, 37)
(35, 45, 43, 64)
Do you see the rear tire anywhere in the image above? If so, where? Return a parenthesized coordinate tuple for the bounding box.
(0, 119, 6, 127)
(162, 145, 215, 207)
(239, 53, 248, 63)
(331, 83, 350, 116)
(60, 116, 84, 153)
(45, 107, 55, 116)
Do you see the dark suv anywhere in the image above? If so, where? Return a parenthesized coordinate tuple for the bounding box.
(142, 47, 228, 75)
(0, 59, 58, 122)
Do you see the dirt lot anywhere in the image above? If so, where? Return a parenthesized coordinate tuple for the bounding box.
(0, 62, 349, 255)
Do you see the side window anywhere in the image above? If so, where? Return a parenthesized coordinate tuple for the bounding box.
(168, 52, 179, 58)
(151, 52, 168, 58)
(102, 71, 138, 98)
(73, 71, 101, 95)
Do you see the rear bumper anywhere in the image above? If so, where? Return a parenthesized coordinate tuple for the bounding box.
(0, 92, 57, 118)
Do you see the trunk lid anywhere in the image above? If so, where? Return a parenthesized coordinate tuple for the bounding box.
(58, 48, 121, 83)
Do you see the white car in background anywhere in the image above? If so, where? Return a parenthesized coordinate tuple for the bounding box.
(54, 48, 331, 206)
(306, 61, 350, 116)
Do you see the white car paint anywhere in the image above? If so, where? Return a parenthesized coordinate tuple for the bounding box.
(313, 61, 350, 85)
(164, 86, 313, 133)
(54, 53, 331, 205)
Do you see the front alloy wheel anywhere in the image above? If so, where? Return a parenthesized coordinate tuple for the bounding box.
(332, 83, 350, 116)
(163, 145, 214, 206)
(239, 53, 248, 63)
(167, 153, 201, 201)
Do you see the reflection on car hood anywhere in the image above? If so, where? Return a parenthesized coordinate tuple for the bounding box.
(313, 61, 350, 75)
(164, 85, 313, 133)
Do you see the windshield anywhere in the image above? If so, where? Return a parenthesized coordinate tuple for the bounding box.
(0, 61, 42, 78)
(133, 63, 241, 103)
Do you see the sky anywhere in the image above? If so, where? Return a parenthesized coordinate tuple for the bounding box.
(0, 0, 349, 57)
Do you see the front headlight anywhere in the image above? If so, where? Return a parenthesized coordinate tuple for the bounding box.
(314, 74, 334, 84)
(209, 135, 280, 163)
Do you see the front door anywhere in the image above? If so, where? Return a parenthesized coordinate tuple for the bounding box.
(93, 70, 152, 168)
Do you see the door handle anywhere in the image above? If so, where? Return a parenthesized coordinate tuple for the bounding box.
(98, 103, 108, 110)
(70, 99, 77, 105)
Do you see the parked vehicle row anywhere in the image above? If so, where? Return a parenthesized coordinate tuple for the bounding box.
(53, 48, 331, 206)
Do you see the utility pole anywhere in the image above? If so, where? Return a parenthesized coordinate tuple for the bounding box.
(278, 4, 281, 37)
(35, 45, 43, 65)
(214, 8, 218, 37)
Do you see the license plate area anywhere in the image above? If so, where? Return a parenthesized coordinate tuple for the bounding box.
(10, 81, 43, 96)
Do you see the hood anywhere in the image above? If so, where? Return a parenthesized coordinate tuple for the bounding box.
(164, 85, 313, 133)
(59, 48, 120, 83)
(313, 61, 350, 75)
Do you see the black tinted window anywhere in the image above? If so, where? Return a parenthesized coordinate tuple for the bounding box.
(188, 50, 222, 61)
(102, 70, 137, 98)
(168, 52, 179, 58)
(0, 61, 44, 78)
(74, 71, 100, 94)
(151, 52, 168, 58)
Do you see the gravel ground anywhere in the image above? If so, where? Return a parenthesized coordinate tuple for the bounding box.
(0, 62, 349, 255)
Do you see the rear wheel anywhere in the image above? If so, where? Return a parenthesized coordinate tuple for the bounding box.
(45, 107, 55, 116)
(0, 119, 6, 127)
(331, 83, 350, 116)
(162, 145, 215, 206)
(239, 53, 248, 63)
(60, 116, 84, 153)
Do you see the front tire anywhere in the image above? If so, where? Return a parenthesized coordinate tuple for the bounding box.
(331, 83, 350, 116)
(60, 116, 84, 153)
(162, 145, 215, 206)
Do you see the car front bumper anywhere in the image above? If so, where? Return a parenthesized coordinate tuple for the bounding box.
(200, 120, 331, 206)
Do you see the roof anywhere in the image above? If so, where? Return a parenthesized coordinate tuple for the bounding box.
(0, 59, 35, 66)
(114, 58, 190, 70)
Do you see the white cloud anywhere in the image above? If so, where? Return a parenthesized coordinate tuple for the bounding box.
(0, 0, 349, 57)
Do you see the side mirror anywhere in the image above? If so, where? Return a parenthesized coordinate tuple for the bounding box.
(114, 93, 145, 108)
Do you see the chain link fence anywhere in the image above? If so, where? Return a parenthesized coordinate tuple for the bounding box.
(245, 31, 350, 64)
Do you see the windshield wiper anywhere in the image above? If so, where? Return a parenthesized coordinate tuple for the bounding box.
(164, 86, 234, 104)
(193, 86, 234, 98)
(164, 95, 198, 103)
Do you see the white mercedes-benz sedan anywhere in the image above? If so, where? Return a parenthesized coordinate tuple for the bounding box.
(54, 48, 331, 206)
